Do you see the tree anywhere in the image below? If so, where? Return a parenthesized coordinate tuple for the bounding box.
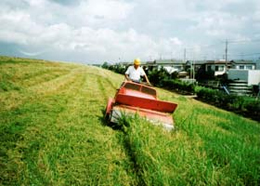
(101, 62, 109, 69)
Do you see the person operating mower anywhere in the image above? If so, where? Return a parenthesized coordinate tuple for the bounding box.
(125, 58, 151, 85)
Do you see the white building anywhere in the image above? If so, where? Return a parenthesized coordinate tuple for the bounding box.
(230, 60, 256, 70)
(228, 69, 260, 86)
(205, 60, 230, 76)
(205, 60, 257, 77)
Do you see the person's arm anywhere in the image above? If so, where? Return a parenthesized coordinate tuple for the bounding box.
(125, 74, 130, 81)
(125, 66, 131, 81)
(140, 67, 151, 85)
(143, 74, 151, 85)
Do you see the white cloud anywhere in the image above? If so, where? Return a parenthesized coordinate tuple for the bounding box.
(188, 10, 253, 40)
(0, 0, 259, 62)
(24, 0, 47, 7)
(84, 0, 133, 20)
(170, 37, 182, 45)
(0, 0, 184, 62)
(253, 11, 260, 23)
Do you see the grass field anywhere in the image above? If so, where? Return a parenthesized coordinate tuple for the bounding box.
(0, 56, 260, 185)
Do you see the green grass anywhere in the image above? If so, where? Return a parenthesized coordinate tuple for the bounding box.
(0, 56, 260, 185)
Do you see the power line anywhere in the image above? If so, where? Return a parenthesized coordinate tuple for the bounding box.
(172, 38, 259, 61)
(228, 52, 260, 57)
(184, 42, 223, 51)
(227, 39, 260, 44)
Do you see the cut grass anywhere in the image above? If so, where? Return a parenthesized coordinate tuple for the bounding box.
(0, 56, 260, 185)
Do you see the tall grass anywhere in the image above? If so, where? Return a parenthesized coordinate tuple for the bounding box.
(1, 56, 259, 185)
(116, 110, 259, 185)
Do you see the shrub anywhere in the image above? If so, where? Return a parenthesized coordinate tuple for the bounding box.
(147, 68, 171, 87)
(196, 86, 260, 121)
(243, 100, 260, 120)
(161, 79, 195, 95)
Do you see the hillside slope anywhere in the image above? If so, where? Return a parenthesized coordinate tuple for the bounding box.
(0, 56, 259, 185)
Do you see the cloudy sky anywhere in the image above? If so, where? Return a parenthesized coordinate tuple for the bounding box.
(0, 0, 259, 64)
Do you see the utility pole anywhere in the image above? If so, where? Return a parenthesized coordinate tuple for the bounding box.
(190, 60, 192, 79)
(193, 59, 195, 80)
(183, 48, 186, 62)
(225, 39, 228, 66)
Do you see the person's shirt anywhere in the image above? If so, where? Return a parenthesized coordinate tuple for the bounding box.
(125, 66, 146, 82)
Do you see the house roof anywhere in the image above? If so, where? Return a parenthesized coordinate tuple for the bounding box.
(230, 60, 256, 65)
(145, 60, 156, 64)
(205, 60, 230, 65)
(155, 59, 186, 64)
(186, 60, 207, 65)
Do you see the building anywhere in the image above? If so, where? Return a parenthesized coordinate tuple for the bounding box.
(228, 69, 260, 86)
(230, 60, 256, 70)
(256, 59, 260, 69)
(154, 59, 186, 72)
(205, 60, 231, 76)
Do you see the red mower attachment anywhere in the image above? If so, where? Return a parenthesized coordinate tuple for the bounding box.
(105, 81, 178, 131)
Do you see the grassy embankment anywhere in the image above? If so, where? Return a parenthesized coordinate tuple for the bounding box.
(0, 56, 259, 185)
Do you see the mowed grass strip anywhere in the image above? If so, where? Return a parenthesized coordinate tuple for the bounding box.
(0, 58, 134, 185)
(0, 57, 76, 92)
